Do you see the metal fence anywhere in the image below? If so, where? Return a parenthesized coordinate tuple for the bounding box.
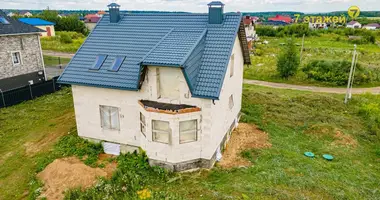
(0, 76, 66, 109)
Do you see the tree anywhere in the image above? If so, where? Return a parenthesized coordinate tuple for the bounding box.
(276, 37, 300, 78)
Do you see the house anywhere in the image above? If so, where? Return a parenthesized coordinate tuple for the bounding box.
(363, 23, 380, 30)
(6, 11, 15, 17)
(346, 21, 362, 29)
(268, 14, 292, 24)
(243, 15, 258, 50)
(19, 11, 33, 17)
(57, 1, 251, 171)
(19, 18, 56, 37)
(97, 10, 106, 16)
(0, 11, 46, 92)
(84, 14, 101, 30)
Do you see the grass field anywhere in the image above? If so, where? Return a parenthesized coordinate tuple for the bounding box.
(41, 31, 85, 53)
(43, 55, 71, 67)
(244, 34, 380, 87)
(1, 85, 379, 199)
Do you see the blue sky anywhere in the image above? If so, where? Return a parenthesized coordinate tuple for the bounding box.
(2, 0, 380, 13)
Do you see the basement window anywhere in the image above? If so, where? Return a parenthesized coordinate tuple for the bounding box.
(140, 112, 146, 137)
(109, 56, 125, 72)
(179, 120, 197, 144)
(12, 52, 21, 65)
(90, 55, 107, 70)
(100, 105, 120, 130)
(152, 120, 171, 144)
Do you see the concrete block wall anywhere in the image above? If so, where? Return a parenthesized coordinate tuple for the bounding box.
(0, 34, 44, 80)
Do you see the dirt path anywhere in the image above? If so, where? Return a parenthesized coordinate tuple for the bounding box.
(43, 50, 75, 58)
(244, 79, 380, 94)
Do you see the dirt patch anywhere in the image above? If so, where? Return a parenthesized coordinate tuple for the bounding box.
(332, 130, 358, 148)
(218, 123, 272, 169)
(24, 112, 75, 156)
(37, 156, 117, 200)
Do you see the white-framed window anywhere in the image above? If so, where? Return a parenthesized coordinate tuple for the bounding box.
(152, 120, 170, 144)
(11, 52, 21, 65)
(179, 120, 197, 144)
(230, 54, 235, 77)
(140, 112, 146, 137)
(229, 95, 234, 110)
(100, 105, 120, 130)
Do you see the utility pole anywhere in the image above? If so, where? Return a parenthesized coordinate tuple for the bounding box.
(300, 34, 305, 63)
(345, 44, 357, 104)
(348, 53, 359, 99)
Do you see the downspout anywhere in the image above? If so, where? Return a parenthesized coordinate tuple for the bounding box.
(37, 34, 47, 81)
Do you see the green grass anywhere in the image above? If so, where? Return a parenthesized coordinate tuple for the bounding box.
(41, 31, 85, 53)
(0, 87, 75, 200)
(43, 55, 71, 67)
(1, 85, 379, 199)
(245, 34, 380, 87)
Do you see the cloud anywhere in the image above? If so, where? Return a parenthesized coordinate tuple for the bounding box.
(2, 0, 379, 12)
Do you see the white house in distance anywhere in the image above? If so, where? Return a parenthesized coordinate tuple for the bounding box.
(363, 23, 380, 30)
(346, 21, 362, 29)
(58, 1, 251, 171)
(19, 18, 56, 37)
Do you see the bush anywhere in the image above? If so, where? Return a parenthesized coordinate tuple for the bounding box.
(302, 60, 371, 86)
(60, 33, 73, 44)
(277, 38, 300, 78)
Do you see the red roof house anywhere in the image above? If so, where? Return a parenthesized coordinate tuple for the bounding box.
(268, 15, 292, 24)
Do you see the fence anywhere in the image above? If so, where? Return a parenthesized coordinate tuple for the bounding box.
(0, 76, 66, 109)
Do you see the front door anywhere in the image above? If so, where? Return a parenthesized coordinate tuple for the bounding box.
(46, 27, 51, 36)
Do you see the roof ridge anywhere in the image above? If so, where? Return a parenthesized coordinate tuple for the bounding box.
(180, 29, 207, 66)
(140, 28, 174, 64)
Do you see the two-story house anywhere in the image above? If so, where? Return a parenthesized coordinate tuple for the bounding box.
(58, 1, 251, 171)
(0, 11, 46, 92)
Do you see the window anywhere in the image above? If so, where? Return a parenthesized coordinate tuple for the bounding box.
(100, 105, 120, 130)
(90, 55, 107, 70)
(109, 56, 125, 72)
(229, 95, 234, 110)
(179, 120, 197, 144)
(152, 120, 170, 144)
(12, 52, 21, 65)
(230, 54, 235, 77)
(140, 113, 146, 137)
(0, 17, 10, 24)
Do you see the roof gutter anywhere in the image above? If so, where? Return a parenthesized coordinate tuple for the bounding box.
(0, 32, 43, 37)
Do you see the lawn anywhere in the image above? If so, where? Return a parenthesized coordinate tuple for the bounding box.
(43, 55, 71, 67)
(245, 34, 380, 87)
(1, 86, 379, 199)
(41, 31, 85, 53)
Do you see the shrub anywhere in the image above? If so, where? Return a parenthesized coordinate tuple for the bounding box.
(277, 37, 300, 78)
(60, 33, 73, 44)
(302, 60, 371, 86)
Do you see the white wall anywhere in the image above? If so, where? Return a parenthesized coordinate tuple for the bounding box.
(72, 35, 244, 164)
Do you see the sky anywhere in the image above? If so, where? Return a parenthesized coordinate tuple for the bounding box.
(2, 0, 380, 13)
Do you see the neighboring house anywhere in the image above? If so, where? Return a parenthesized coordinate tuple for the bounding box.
(0, 11, 46, 92)
(97, 10, 106, 16)
(308, 17, 329, 29)
(268, 15, 292, 24)
(19, 11, 33, 17)
(243, 15, 257, 50)
(58, 1, 251, 171)
(19, 18, 56, 37)
(85, 14, 101, 31)
(363, 23, 380, 30)
(346, 21, 362, 29)
(6, 12, 15, 17)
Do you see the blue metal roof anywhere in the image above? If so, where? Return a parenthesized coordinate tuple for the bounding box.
(19, 18, 55, 26)
(58, 13, 249, 100)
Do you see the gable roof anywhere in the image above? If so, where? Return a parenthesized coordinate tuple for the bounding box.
(0, 10, 44, 35)
(364, 23, 380, 28)
(58, 12, 250, 100)
(347, 21, 360, 25)
(268, 15, 292, 23)
(19, 18, 55, 26)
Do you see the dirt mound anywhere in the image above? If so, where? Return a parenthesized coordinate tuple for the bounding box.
(332, 130, 358, 148)
(218, 123, 272, 169)
(37, 157, 116, 200)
